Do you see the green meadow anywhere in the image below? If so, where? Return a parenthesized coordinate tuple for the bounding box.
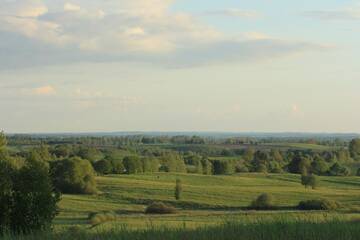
(55, 173, 360, 231)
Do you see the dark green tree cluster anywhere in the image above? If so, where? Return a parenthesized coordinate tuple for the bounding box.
(0, 134, 59, 233)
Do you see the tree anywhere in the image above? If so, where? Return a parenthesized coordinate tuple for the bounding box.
(212, 160, 234, 175)
(123, 156, 142, 174)
(328, 163, 350, 176)
(357, 168, 360, 176)
(301, 174, 319, 189)
(51, 157, 97, 194)
(0, 131, 7, 149)
(311, 156, 329, 175)
(175, 179, 182, 200)
(288, 154, 311, 174)
(10, 160, 60, 233)
(349, 139, 360, 160)
(201, 158, 212, 175)
(0, 159, 60, 233)
(93, 159, 113, 175)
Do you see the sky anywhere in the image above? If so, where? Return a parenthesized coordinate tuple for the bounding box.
(0, 0, 359, 133)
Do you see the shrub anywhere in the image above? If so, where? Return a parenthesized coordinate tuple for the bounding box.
(88, 212, 118, 226)
(145, 202, 177, 214)
(250, 193, 274, 210)
(298, 199, 340, 210)
(51, 157, 97, 194)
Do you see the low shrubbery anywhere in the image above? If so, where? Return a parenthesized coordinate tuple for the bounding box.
(250, 193, 274, 210)
(298, 199, 340, 210)
(88, 212, 118, 226)
(145, 202, 177, 214)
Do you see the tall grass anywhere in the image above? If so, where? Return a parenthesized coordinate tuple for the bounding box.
(2, 219, 360, 240)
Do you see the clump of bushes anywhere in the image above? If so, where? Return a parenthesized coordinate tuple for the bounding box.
(88, 211, 118, 226)
(145, 202, 177, 214)
(250, 193, 274, 210)
(298, 199, 340, 210)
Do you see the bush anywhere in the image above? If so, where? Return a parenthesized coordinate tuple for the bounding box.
(298, 199, 340, 210)
(145, 202, 177, 214)
(88, 211, 118, 226)
(51, 157, 97, 194)
(250, 193, 274, 210)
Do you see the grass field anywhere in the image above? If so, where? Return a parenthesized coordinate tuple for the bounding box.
(55, 172, 360, 231)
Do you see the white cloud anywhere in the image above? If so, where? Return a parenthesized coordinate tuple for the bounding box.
(204, 9, 260, 18)
(0, 0, 328, 68)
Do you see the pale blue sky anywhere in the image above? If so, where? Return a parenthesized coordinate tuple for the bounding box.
(0, 0, 359, 133)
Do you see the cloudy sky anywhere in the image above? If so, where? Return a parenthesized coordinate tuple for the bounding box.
(0, 0, 359, 133)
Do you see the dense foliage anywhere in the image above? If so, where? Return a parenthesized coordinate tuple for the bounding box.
(51, 157, 97, 194)
(0, 134, 59, 233)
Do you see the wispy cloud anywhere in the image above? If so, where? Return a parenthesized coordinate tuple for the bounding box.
(32, 85, 56, 96)
(304, 6, 360, 20)
(204, 8, 261, 19)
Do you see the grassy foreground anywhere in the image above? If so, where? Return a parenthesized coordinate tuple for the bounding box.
(3, 220, 360, 240)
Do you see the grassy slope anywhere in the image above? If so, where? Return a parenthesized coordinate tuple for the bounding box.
(55, 173, 360, 230)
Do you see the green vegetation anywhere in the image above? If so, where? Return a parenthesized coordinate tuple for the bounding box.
(51, 157, 97, 194)
(298, 199, 340, 210)
(250, 193, 274, 210)
(2, 133, 360, 239)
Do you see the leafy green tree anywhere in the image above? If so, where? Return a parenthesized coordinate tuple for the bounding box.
(349, 139, 360, 160)
(311, 156, 329, 175)
(288, 154, 311, 174)
(175, 179, 182, 200)
(243, 148, 255, 162)
(93, 159, 113, 175)
(0, 131, 7, 149)
(270, 149, 283, 162)
(212, 160, 234, 175)
(269, 161, 283, 173)
(301, 174, 319, 189)
(51, 157, 97, 194)
(0, 159, 60, 233)
(328, 163, 350, 176)
(123, 156, 142, 174)
(0, 160, 14, 229)
(10, 160, 60, 233)
(141, 157, 159, 173)
(201, 158, 213, 175)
